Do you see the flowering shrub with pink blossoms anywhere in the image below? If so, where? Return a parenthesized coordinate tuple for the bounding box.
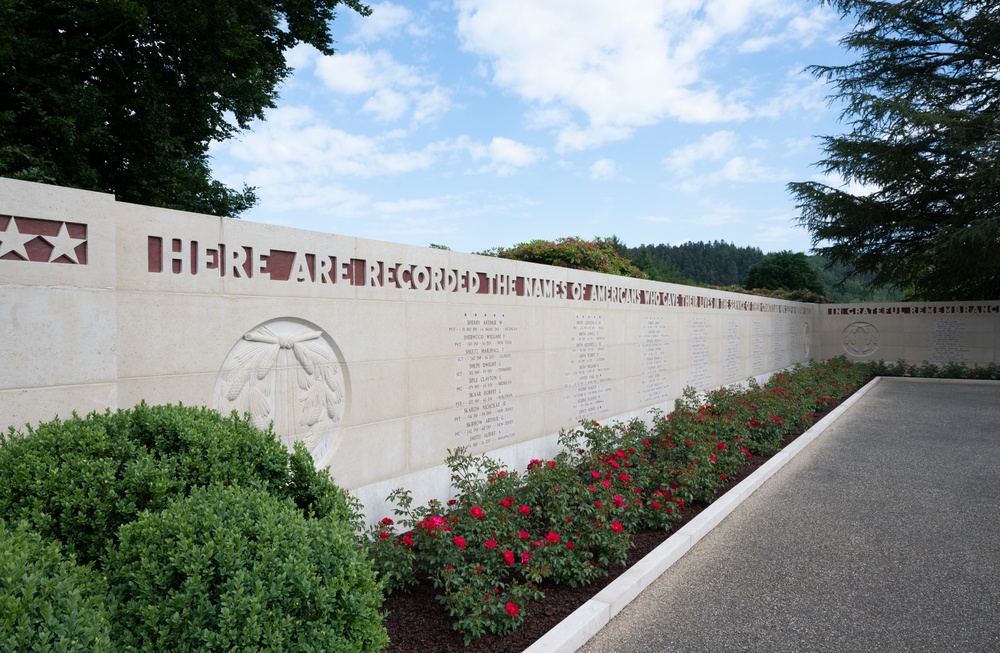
(367, 357, 873, 643)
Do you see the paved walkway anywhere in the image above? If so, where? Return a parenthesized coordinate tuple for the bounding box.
(578, 377, 1000, 653)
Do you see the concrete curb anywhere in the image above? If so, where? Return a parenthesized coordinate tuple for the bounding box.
(522, 376, 883, 653)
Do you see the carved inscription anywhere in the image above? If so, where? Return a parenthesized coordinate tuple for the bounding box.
(930, 318, 970, 362)
(842, 322, 880, 357)
(723, 319, 742, 383)
(564, 315, 611, 420)
(145, 234, 814, 313)
(0, 216, 88, 264)
(686, 318, 712, 389)
(638, 316, 671, 405)
(751, 320, 764, 375)
(453, 313, 516, 449)
(830, 305, 998, 315)
(213, 319, 347, 456)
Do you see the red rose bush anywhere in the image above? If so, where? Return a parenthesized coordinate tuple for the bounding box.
(367, 357, 874, 643)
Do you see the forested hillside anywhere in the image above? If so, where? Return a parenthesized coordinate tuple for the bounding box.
(620, 240, 902, 302)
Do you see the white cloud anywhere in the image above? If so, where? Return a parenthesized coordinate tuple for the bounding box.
(314, 49, 452, 124)
(783, 136, 815, 155)
(679, 155, 788, 192)
(665, 130, 789, 191)
(373, 198, 447, 213)
(224, 106, 441, 180)
(285, 43, 320, 70)
(718, 156, 786, 183)
(814, 172, 881, 197)
(458, 136, 545, 175)
(455, 0, 817, 150)
(755, 70, 830, 119)
(741, 5, 840, 52)
(315, 50, 422, 94)
(362, 88, 410, 121)
(350, 2, 414, 42)
(666, 131, 739, 174)
(588, 158, 617, 180)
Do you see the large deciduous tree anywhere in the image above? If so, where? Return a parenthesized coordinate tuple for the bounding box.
(789, 0, 1000, 300)
(743, 250, 826, 295)
(0, 0, 369, 217)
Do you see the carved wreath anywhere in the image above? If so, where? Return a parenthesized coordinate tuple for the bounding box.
(220, 325, 344, 448)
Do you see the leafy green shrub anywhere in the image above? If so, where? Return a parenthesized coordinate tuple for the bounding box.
(487, 237, 648, 278)
(0, 403, 349, 565)
(866, 359, 1000, 380)
(0, 520, 112, 652)
(107, 483, 387, 653)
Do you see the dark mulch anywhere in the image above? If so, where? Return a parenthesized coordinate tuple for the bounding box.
(380, 403, 841, 653)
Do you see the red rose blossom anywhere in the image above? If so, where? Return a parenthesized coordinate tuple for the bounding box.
(545, 531, 560, 543)
(379, 531, 391, 539)
(453, 536, 466, 549)
(470, 506, 485, 519)
(484, 539, 497, 549)
(505, 602, 520, 617)
(519, 530, 530, 540)
(519, 505, 531, 515)
(380, 517, 394, 526)
(503, 550, 515, 564)
(610, 521, 623, 533)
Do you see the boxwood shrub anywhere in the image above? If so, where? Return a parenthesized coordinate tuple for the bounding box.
(0, 403, 385, 651)
(0, 403, 356, 565)
(0, 519, 112, 652)
(107, 484, 387, 653)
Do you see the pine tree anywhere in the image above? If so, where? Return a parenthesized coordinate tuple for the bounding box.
(789, 0, 1000, 300)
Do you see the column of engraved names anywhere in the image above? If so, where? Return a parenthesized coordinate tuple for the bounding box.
(564, 315, 611, 420)
(639, 316, 670, 405)
(770, 318, 786, 370)
(787, 317, 802, 364)
(723, 318, 742, 383)
(452, 313, 516, 449)
(751, 320, 764, 375)
(686, 317, 712, 389)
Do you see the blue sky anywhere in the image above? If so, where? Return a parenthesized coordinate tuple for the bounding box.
(209, 0, 858, 255)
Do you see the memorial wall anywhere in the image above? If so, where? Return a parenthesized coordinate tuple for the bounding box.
(1, 178, 997, 519)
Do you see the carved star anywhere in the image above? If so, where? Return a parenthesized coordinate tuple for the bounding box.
(0, 218, 37, 260)
(41, 222, 86, 264)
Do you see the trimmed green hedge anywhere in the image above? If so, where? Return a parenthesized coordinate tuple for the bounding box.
(0, 403, 355, 566)
(0, 403, 386, 652)
(0, 520, 112, 653)
(108, 484, 386, 652)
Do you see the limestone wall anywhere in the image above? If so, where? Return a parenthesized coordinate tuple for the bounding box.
(817, 302, 1000, 364)
(1, 178, 996, 519)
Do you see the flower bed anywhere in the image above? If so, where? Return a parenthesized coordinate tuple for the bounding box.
(368, 356, 880, 646)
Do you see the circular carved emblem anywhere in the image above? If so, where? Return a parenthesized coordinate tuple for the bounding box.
(841, 321, 880, 357)
(214, 318, 349, 460)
